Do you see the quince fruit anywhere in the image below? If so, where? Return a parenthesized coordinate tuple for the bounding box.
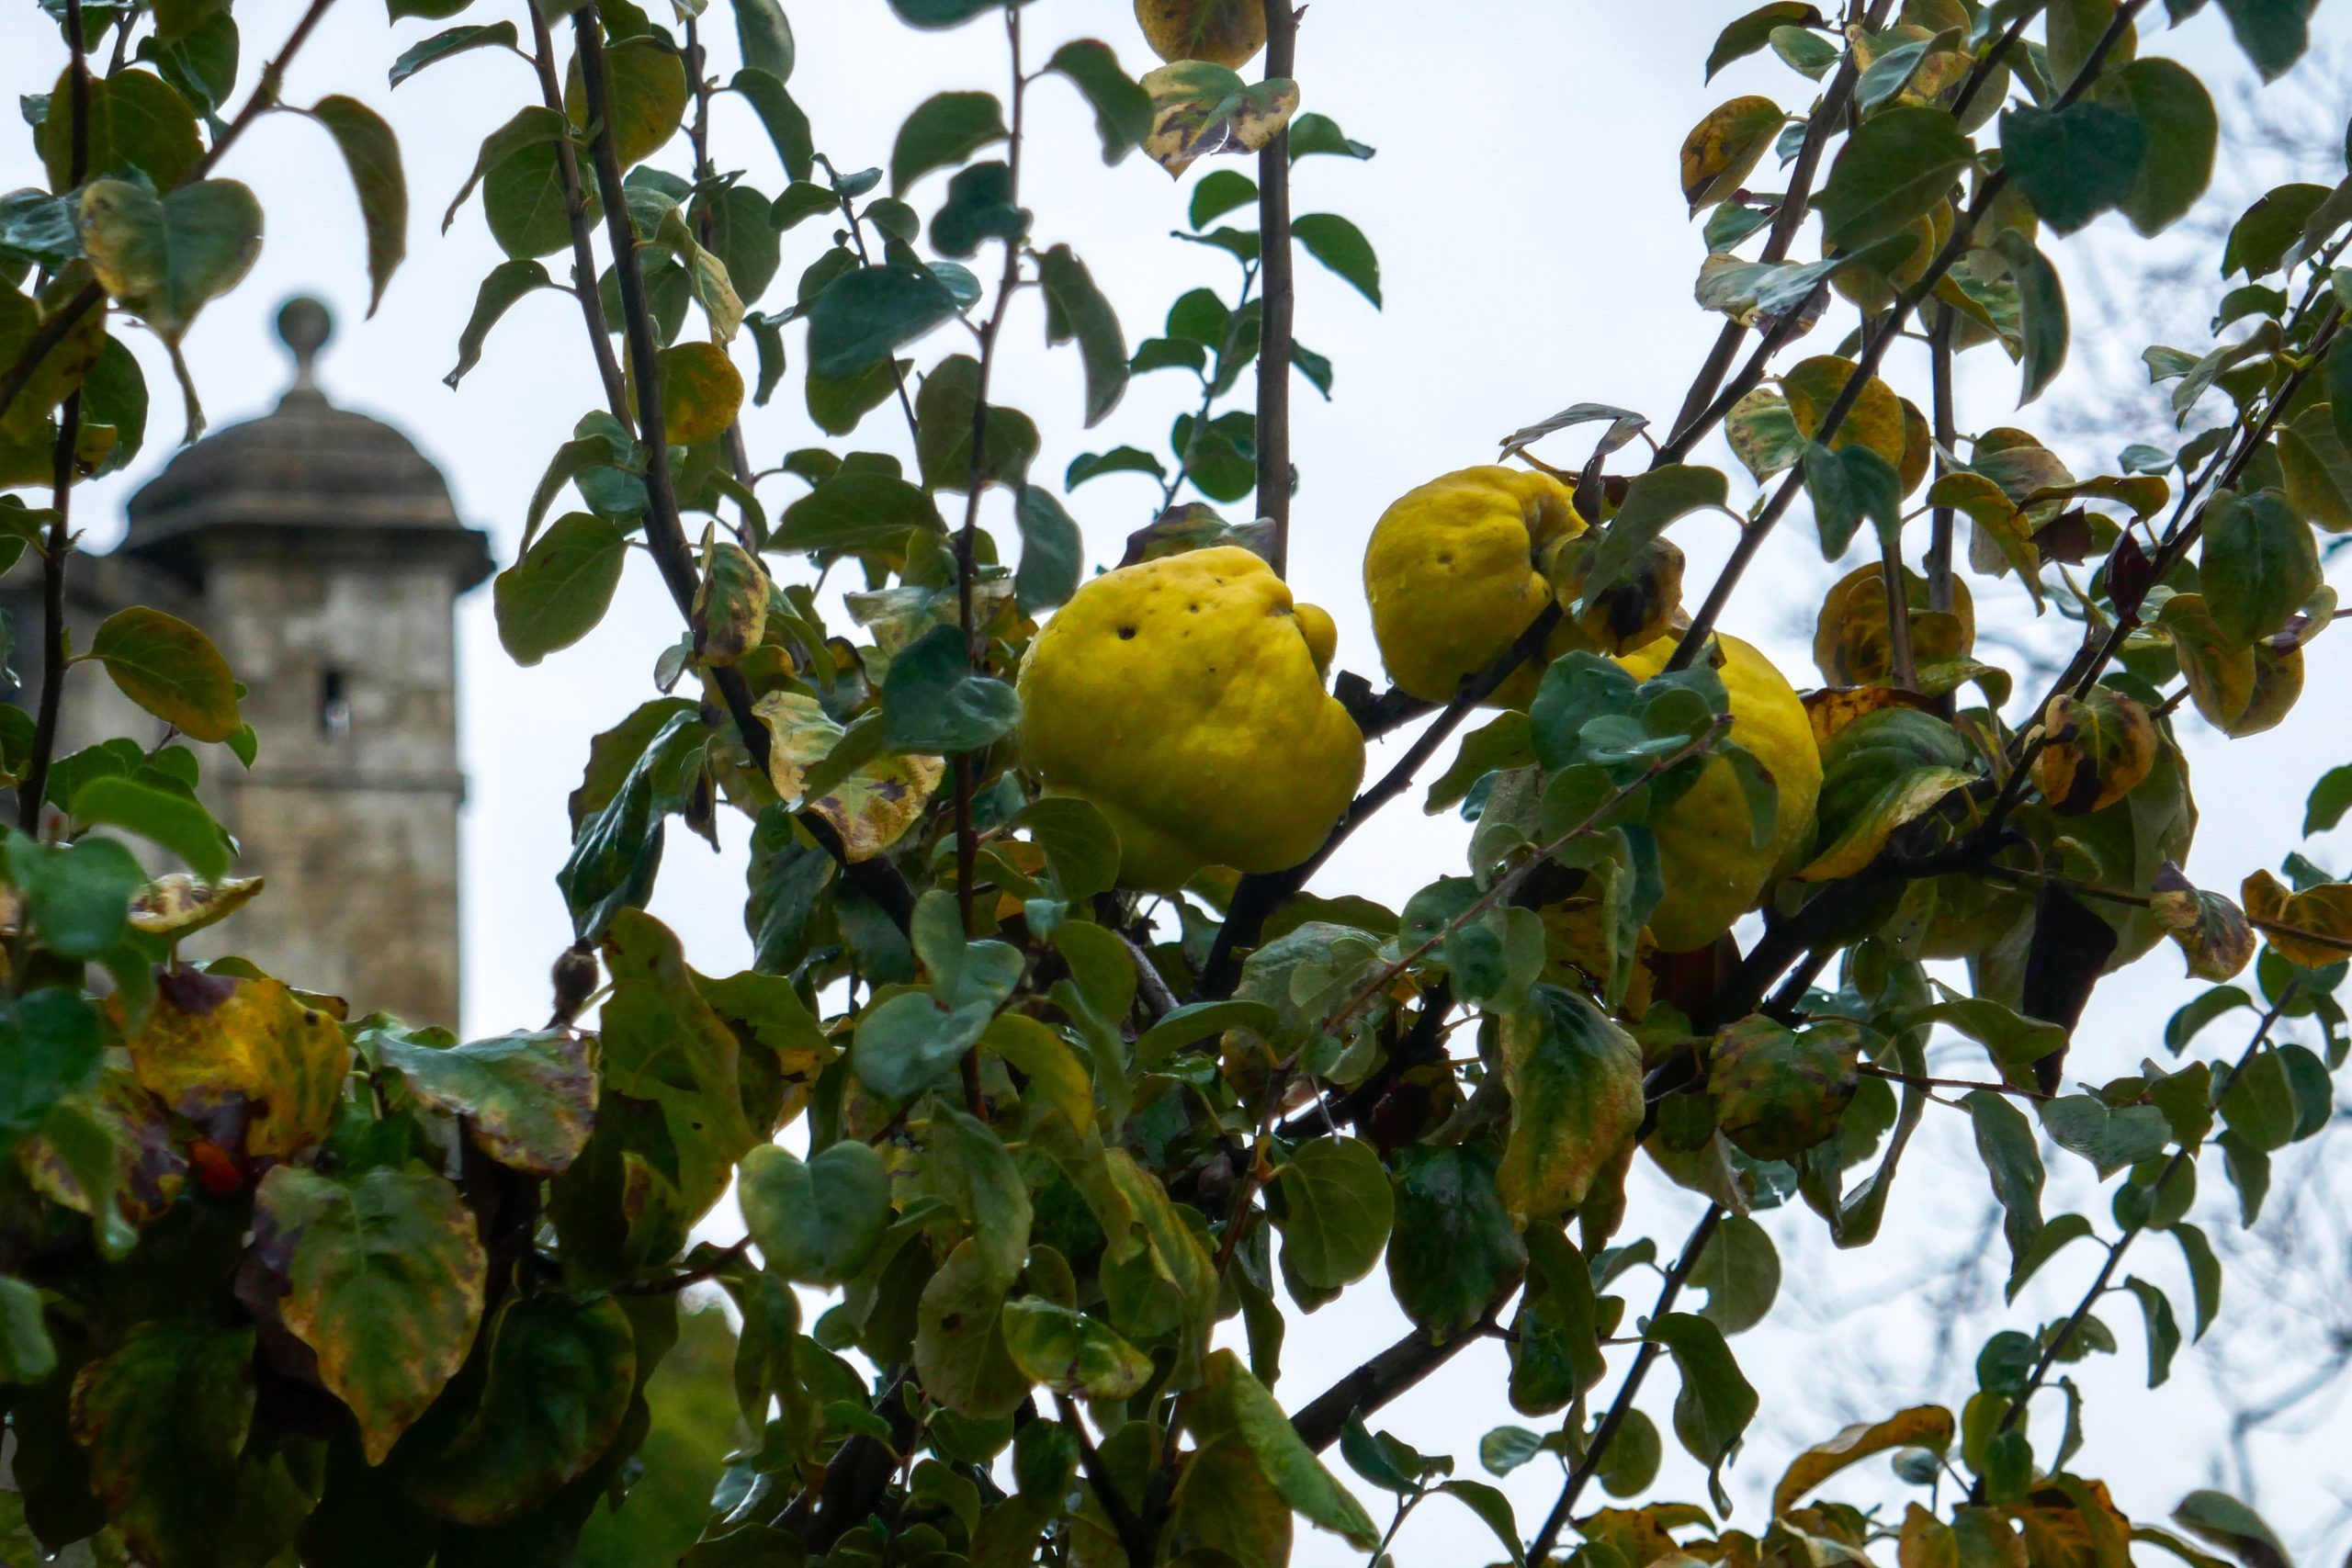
(1616, 632, 1821, 953)
(1363, 465, 1585, 706)
(1018, 546, 1363, 891)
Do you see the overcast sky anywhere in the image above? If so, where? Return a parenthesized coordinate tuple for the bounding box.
(6, 0, 2352, 1561)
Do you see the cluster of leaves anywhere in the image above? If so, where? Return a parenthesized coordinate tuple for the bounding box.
(7, 0, 2352, 1566)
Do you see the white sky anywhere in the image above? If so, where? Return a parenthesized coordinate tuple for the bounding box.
(7, 0, 2352, 1562)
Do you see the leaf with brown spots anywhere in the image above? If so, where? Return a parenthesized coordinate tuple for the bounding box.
(368, 1028, 598, 1177)
(2152, 864, 2256, 982)
(754, 690, 944, 863)
(1706, 1014, 1862, 1162)
(1680, 96, 1785, 213)
(2032, 688, 2156, 815)
(1134, 0, 1266, 68)
(254, 1165, 486, 1464)
(124, 969, 350, 1161)
(2242, 868, 2352, 969)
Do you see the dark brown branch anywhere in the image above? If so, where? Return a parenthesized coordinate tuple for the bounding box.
(1290, 1320, 1480, 1452)
(571, 4, 915, 932)
(1925, 310, 1957, 614)
(1256, 0, 1299, 576)
(19, 0, 90, 837)
(1061, 1393, 1157, 1565)
(527, 2, 628, 422)
(0, 0, 340, 431)
(613, 1236, 749, 1294)
(1525, 1206, 1724, 1565)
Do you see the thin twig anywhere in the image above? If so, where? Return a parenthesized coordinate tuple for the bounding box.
(1668, 0, 2150, 673)
(1863, 1064, 2050, 1101)
(1525, 1206, 1724, 1565)
(1993, 987, 2294, 1437)
(614, 1236, 750, 1294)
(1060, 1393, 1156, 1565)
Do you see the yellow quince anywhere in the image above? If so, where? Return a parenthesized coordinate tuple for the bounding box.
(1363, 465, 1585, 706)
(1017, 546, 1364, 891)
(1616, 632, 1821, 953)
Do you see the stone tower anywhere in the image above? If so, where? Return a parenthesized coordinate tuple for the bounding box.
(104, 298, 492, 1024)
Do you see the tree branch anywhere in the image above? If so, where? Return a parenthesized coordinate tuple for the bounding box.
(1290, 1321, 1480, 1452)
(571, 3, 915, 932)
(1256, 0, 1298, 576)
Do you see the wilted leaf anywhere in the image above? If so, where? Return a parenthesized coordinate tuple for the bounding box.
(1707, 1015, 1863, 1161)
(126, 970, 349, 1162)
(1140, 62, 1297, 177)
(2033, 688, 2156, 815)
(755, 690, 945, 861)
(1776, 1406, 1956, 1514)
(368, 1029, 596, 1176)
(1497, 984, 1643, 1225)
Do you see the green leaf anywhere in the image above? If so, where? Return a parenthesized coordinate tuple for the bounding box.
(1994, 230, 2069, 404)
(1190, 168, 1258, 229)
(1690, 1212, 1781, 1335)
(914, 353, 1037, 491)
(731, 68, 814, 183)
(445, 257, 553, 388)
(775, 469, 942, 555)
(2214, 0, 2312, 81)
(734, 0, 795, 81)
(416, 1293, 637, 1525)
(914, 1240, 1029, 1421)
(1802, 440, 1903, 557)
(1648, 1310, 1758, 1516)
(2000, 102, 2146, 235)
(1817, 105, 1975, 249)
(367, 1028, 595, 1176)
(86, 605, 241, 742)
(806, 264, 960, 379)
(930, 1106, 1032, 1287)
(560, 35, 685, 166)
(390, 22, 519, 88)
(1272, 1134, 1394, 1292)
(2220, 1046, 2298, 1153)
(1046, 39, 1153, 164)
(494, 512, 628, 666)
(0, 988, 103, 1156)
(1001, 1300, 1153, 1398)
(1706, 3, 1828, 80)
(2173, 1223, 2223, 1338)
(891, 90, 1007, 195)
(7, 834, 144, 958)
(1385, 1144, 1526, 1343)
(68, 1321, 256, 1568)
(69, 775, 232, 881)
(253, 1165, 486, 1464)
(2201, 489, 2319, 647)
(1204, 1348, 1381, 1548)
(739, 1139, 889, 1285)
(852, 989, 993, 1103)
(598, 908, 758, 1161)
(78, 176, 262, 346)
(1964, 1089, 2047, 1271)
(310, 96, 408, 314)
(37, 66, 201, 193)
(1134, 998, 1278, 1066)
(883, 623, 1020, 754)
(2173, 1490, 2292, 1568)
(2121, 1275, 2181, 1387)
(1291, 212, 1381, 307)
(1576, 464, 1726, 616)
(2006, 1213, 2097, 1303)
(1012, 484, 1084, 615)
(2041, 1094, 2172, 1177)
(2100, 57, 2217, 236)
(0, 1275, 55, 1385)
(1497, 984, 1643, 1225)
(1038, 243, 1129, 426)
(693, 536, 766, 665)
(2224, 183, 2329, 279)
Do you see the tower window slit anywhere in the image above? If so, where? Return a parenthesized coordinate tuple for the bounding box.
(320, 669, 352, 739)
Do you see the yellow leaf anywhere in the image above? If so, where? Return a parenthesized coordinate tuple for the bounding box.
(1903, 1506, 1961, 1568)
(1773, 1405, 1955, 1516)
(1681, 96, 1786, 213)
(125, 970, 350, 1161)
(754, 691, 943, 863)
(2241, 869, 2352, 968)
(658, 341, 743, 446)
(127, 874, 263, 937)
(1140, 62, 1297, 177)
(2031, 690, 2156, 815)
